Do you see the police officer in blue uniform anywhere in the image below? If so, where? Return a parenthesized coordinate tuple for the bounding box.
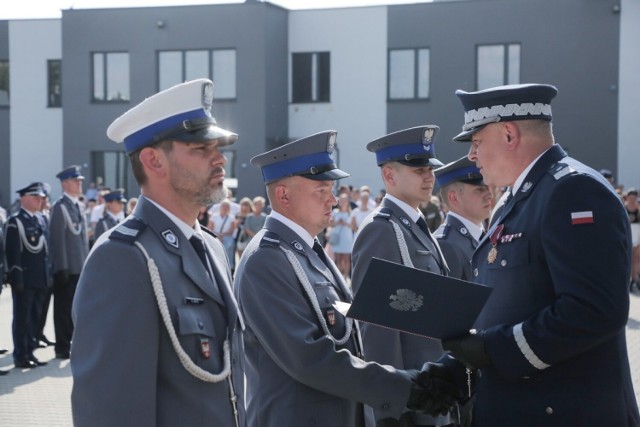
(49, 165, 89, 359)
(442, 83, 640, 426)
(351, 126, 458, 426)
(434, 157, 491, 281)
(71, 79, 246, 427)
(235, 131, 458, 427)
(5, 183, 50, 369)
(93, 190, 126, 241)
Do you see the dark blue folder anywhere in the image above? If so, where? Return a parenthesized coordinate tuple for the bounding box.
(347, 257, 492, 339)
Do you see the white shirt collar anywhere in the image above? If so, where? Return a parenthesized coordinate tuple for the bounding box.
(144, 196, 203, 241)
(269, 209, 316, 247)
(63, 192, 80, 204)
(447, 211, 484, 242)
(385, 194, 422, 223)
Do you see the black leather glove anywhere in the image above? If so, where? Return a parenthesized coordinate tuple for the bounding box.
(442, 330, 491, 370)
(407, 363, 463, 416)
(55, 269, 70, 286)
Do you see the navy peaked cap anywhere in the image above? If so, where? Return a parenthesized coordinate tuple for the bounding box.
(56, 165, 84, 181)
(251, 130, 350, 184)
(366, 125, 443, 167)
(435, 156, 484, 187)
(17, 182, 47, 197)
(104, 190, 126, 203)
(453, 83, 558, 142)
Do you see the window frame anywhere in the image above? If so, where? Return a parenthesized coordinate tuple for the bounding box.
(157, 48, 237, 100)
(47, 59, 62, 108)
(476, 43, 521, 91)
(387, 47, 431, 101)
(291, 51, 331, 104)
(91, 51, 130, 104)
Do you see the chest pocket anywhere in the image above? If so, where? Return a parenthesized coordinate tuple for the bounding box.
(312, 281, 347, 338)
(176, 305, 223, 371)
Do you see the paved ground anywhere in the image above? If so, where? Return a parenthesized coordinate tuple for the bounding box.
(1, 287, 640, 426)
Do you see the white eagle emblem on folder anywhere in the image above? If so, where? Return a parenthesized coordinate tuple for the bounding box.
(389, 289, 424, 312)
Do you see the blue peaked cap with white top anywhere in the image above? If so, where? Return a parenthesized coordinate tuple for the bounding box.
(251, 131, 350, 184)
(435, 156, 484, 188)
(107, 79, 238, 154)
(453, 83, 558, 142)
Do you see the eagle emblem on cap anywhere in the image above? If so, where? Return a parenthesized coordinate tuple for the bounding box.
(389, 289, 424, 312)
(327, 133, 337, 154)
(423, 128, 435, 143)
(202, 82, 214, 110)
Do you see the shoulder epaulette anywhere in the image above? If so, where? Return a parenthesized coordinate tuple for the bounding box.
(109, 216, 146, 244)
(433, 223, 449, 239)
(373, 208, 392, 222)
(549, 162, 575, 181)
(260, 230, 280, 248)
(201, 226, 218, 239)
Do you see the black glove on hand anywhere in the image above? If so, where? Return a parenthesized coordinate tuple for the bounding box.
(407, 364, 462, 416)
(54, 269, 69, 286)
(442, 330, 491, 370)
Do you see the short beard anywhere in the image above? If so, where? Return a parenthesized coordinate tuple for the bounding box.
(206, 183, 228, 206)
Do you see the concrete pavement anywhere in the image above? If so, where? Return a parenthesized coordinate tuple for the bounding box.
(2, 287, 640, 426)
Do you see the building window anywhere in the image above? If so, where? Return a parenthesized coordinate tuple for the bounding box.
(158, 49, 236, 99)
(291, 52, 330, 103)
(477, 43, 520, 90)
(91, 151, 131, 192)
(92, 52, 130, 102)
(48, 59, 62, 108)
(388, 48, 430, 100)
(0, 60, 9, 107)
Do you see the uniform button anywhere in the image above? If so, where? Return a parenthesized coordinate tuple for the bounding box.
(474, 268, 479, 277)
(546, 407, 553, 415)
(500, 259, 508, 267)
(198, 321, 204, 330)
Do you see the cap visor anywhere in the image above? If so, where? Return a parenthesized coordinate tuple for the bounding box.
(173, 125, 238, 146)
(397, 158, 444, 168)
(303, 168, 350, 181)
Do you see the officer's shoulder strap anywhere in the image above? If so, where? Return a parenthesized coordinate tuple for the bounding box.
(373, 207, 392, 222)
(109, 216, 147, 244)
(200, 226, 218, 239)
(259, 230, 281, 248)
(548, 162, 577, 181)
(433, 223, 449, 239)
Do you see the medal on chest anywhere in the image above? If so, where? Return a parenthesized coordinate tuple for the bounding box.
(200, 337, 211, 359)
(487, 224, 504, 264)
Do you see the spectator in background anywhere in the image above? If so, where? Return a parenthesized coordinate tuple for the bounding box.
(234, 197, 254, 259)
(241, 196, 267, 248)
(211, 199, 237, 271)
(626, 188, 640, 290)
(350, 190, 373, 233)
(599, 168, 615, 188)
(329, 193, 353, 279)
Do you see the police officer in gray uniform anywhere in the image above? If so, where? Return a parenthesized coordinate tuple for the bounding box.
(352, 126, 459, 427)
(5, 182, 50, 369)
(49, 165, 88, 359)
(235, 131, 459, 427)
(433, 157, 492, 281)
(71, 79, 246, 427)
(92, 190, 126, 241)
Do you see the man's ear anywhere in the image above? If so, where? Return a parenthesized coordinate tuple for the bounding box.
(503, 122, 521, 150)
(139, 147, 166, 178)
(381, 164, 396, 187)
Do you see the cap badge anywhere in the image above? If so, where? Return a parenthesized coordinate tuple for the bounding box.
(389, 289, 424, 312)
(202, 82, 214, 110)
(423, 128, 435, 143)
(327, 133, 336, 154)
(162, 229, 179, 248)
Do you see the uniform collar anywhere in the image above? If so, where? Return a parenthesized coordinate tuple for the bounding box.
(447, 211, 484, 241)
(384, 194, 422, 223)
(268, 209, 315, 248)
(143, 196, 201, 240)
(512, 147, 552, 194)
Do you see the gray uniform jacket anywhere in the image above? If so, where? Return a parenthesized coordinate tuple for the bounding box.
(71, 196, 246, 427)
(351, 198, 449, 425)
(434, 214, 478, 281)
(49, 195, 88, 275)
(235, 216, 414, 427)
(93, 212, 119, 241)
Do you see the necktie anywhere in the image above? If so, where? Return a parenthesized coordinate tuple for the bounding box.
(416, 216, 431, 235)
(190, 235, 211, 273)
(312, 240, 330, 268)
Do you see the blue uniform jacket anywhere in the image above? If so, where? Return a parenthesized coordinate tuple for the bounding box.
(471, 145, 639, 426)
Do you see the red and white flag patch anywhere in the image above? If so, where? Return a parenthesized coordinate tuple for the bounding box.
(571, 211, 594, 225)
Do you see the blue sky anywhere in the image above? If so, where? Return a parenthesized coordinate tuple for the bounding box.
(1, 0, 430, 20)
